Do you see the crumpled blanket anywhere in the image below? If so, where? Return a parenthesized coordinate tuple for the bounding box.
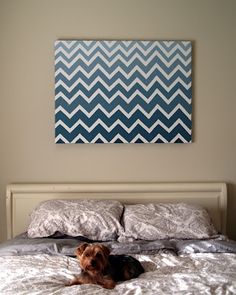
(0, 252, 235, 294)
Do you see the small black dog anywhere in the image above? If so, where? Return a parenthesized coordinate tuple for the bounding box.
(67, 243, 144, 289)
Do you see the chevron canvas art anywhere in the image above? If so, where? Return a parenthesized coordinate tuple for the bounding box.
(55, 40, 192, 143)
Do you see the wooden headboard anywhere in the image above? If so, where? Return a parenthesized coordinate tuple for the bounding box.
(6, 182, 227, 239)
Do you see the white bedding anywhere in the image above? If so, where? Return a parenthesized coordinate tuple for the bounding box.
(0, 252, 235, 294)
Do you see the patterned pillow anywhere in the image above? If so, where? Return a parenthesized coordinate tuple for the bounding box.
(118, 203, 217, 242)
(27, 199, 124, 241)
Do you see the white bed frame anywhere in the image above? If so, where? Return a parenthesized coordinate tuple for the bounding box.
(6, 182, 227, 239)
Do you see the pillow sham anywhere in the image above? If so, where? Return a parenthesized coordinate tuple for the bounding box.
(118, 203, 217, 242)
(27, 199, 124, 241)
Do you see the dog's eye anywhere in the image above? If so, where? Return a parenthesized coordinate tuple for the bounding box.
(96, 253, 102, 258)
(85, 253, 90, 257)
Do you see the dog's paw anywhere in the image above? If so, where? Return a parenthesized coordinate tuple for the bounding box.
(100, 278, 116, 289)
(65, 277, 80, 287)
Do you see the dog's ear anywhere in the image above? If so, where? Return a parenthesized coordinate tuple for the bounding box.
(75, 243, 89, 257)
(99, 244, 110, 256)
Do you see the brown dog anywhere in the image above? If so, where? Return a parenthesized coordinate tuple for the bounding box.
(67, 243, 144, 289)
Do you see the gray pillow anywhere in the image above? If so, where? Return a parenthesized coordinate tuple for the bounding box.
(27, 199, 124, 241)
(118, 203, 217, 242)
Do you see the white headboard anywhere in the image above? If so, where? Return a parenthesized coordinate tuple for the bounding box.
(6, 182, 227, 239)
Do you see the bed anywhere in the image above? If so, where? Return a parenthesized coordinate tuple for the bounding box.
(0, 182, 235, 294)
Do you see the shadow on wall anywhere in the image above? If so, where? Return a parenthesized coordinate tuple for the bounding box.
(226, 183, 236, 240)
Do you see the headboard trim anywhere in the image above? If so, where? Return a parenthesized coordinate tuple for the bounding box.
(6, 182, 227, 239)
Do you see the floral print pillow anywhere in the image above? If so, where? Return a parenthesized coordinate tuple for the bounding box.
(27, 199, 124, 241)
(118, 203, 217, 242)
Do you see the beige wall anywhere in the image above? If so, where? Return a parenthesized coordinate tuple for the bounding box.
(0, 0, 236, 241)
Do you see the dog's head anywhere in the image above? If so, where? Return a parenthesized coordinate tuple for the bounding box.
(75, 243, 110, 275)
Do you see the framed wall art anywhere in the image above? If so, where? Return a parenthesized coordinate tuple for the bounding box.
(55, 40, 192, 143)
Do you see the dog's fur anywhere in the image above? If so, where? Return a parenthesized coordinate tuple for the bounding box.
(67, 243, 144, 289)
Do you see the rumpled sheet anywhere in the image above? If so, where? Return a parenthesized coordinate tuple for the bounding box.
(0, 233, 176, 256)
(0, 233, 234, 257)
(0, 235, 236, 294)
(0, 252, 236, 294)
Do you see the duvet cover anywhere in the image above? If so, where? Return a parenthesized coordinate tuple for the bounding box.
(0, 234, 236, 295)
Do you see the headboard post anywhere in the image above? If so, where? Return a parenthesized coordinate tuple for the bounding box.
(6, 187, 12, 240)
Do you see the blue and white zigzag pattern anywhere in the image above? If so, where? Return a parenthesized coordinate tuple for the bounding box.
(55, 40, 192, 143)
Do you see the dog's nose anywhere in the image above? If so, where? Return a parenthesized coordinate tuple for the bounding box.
(91, 260, 96, 267)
